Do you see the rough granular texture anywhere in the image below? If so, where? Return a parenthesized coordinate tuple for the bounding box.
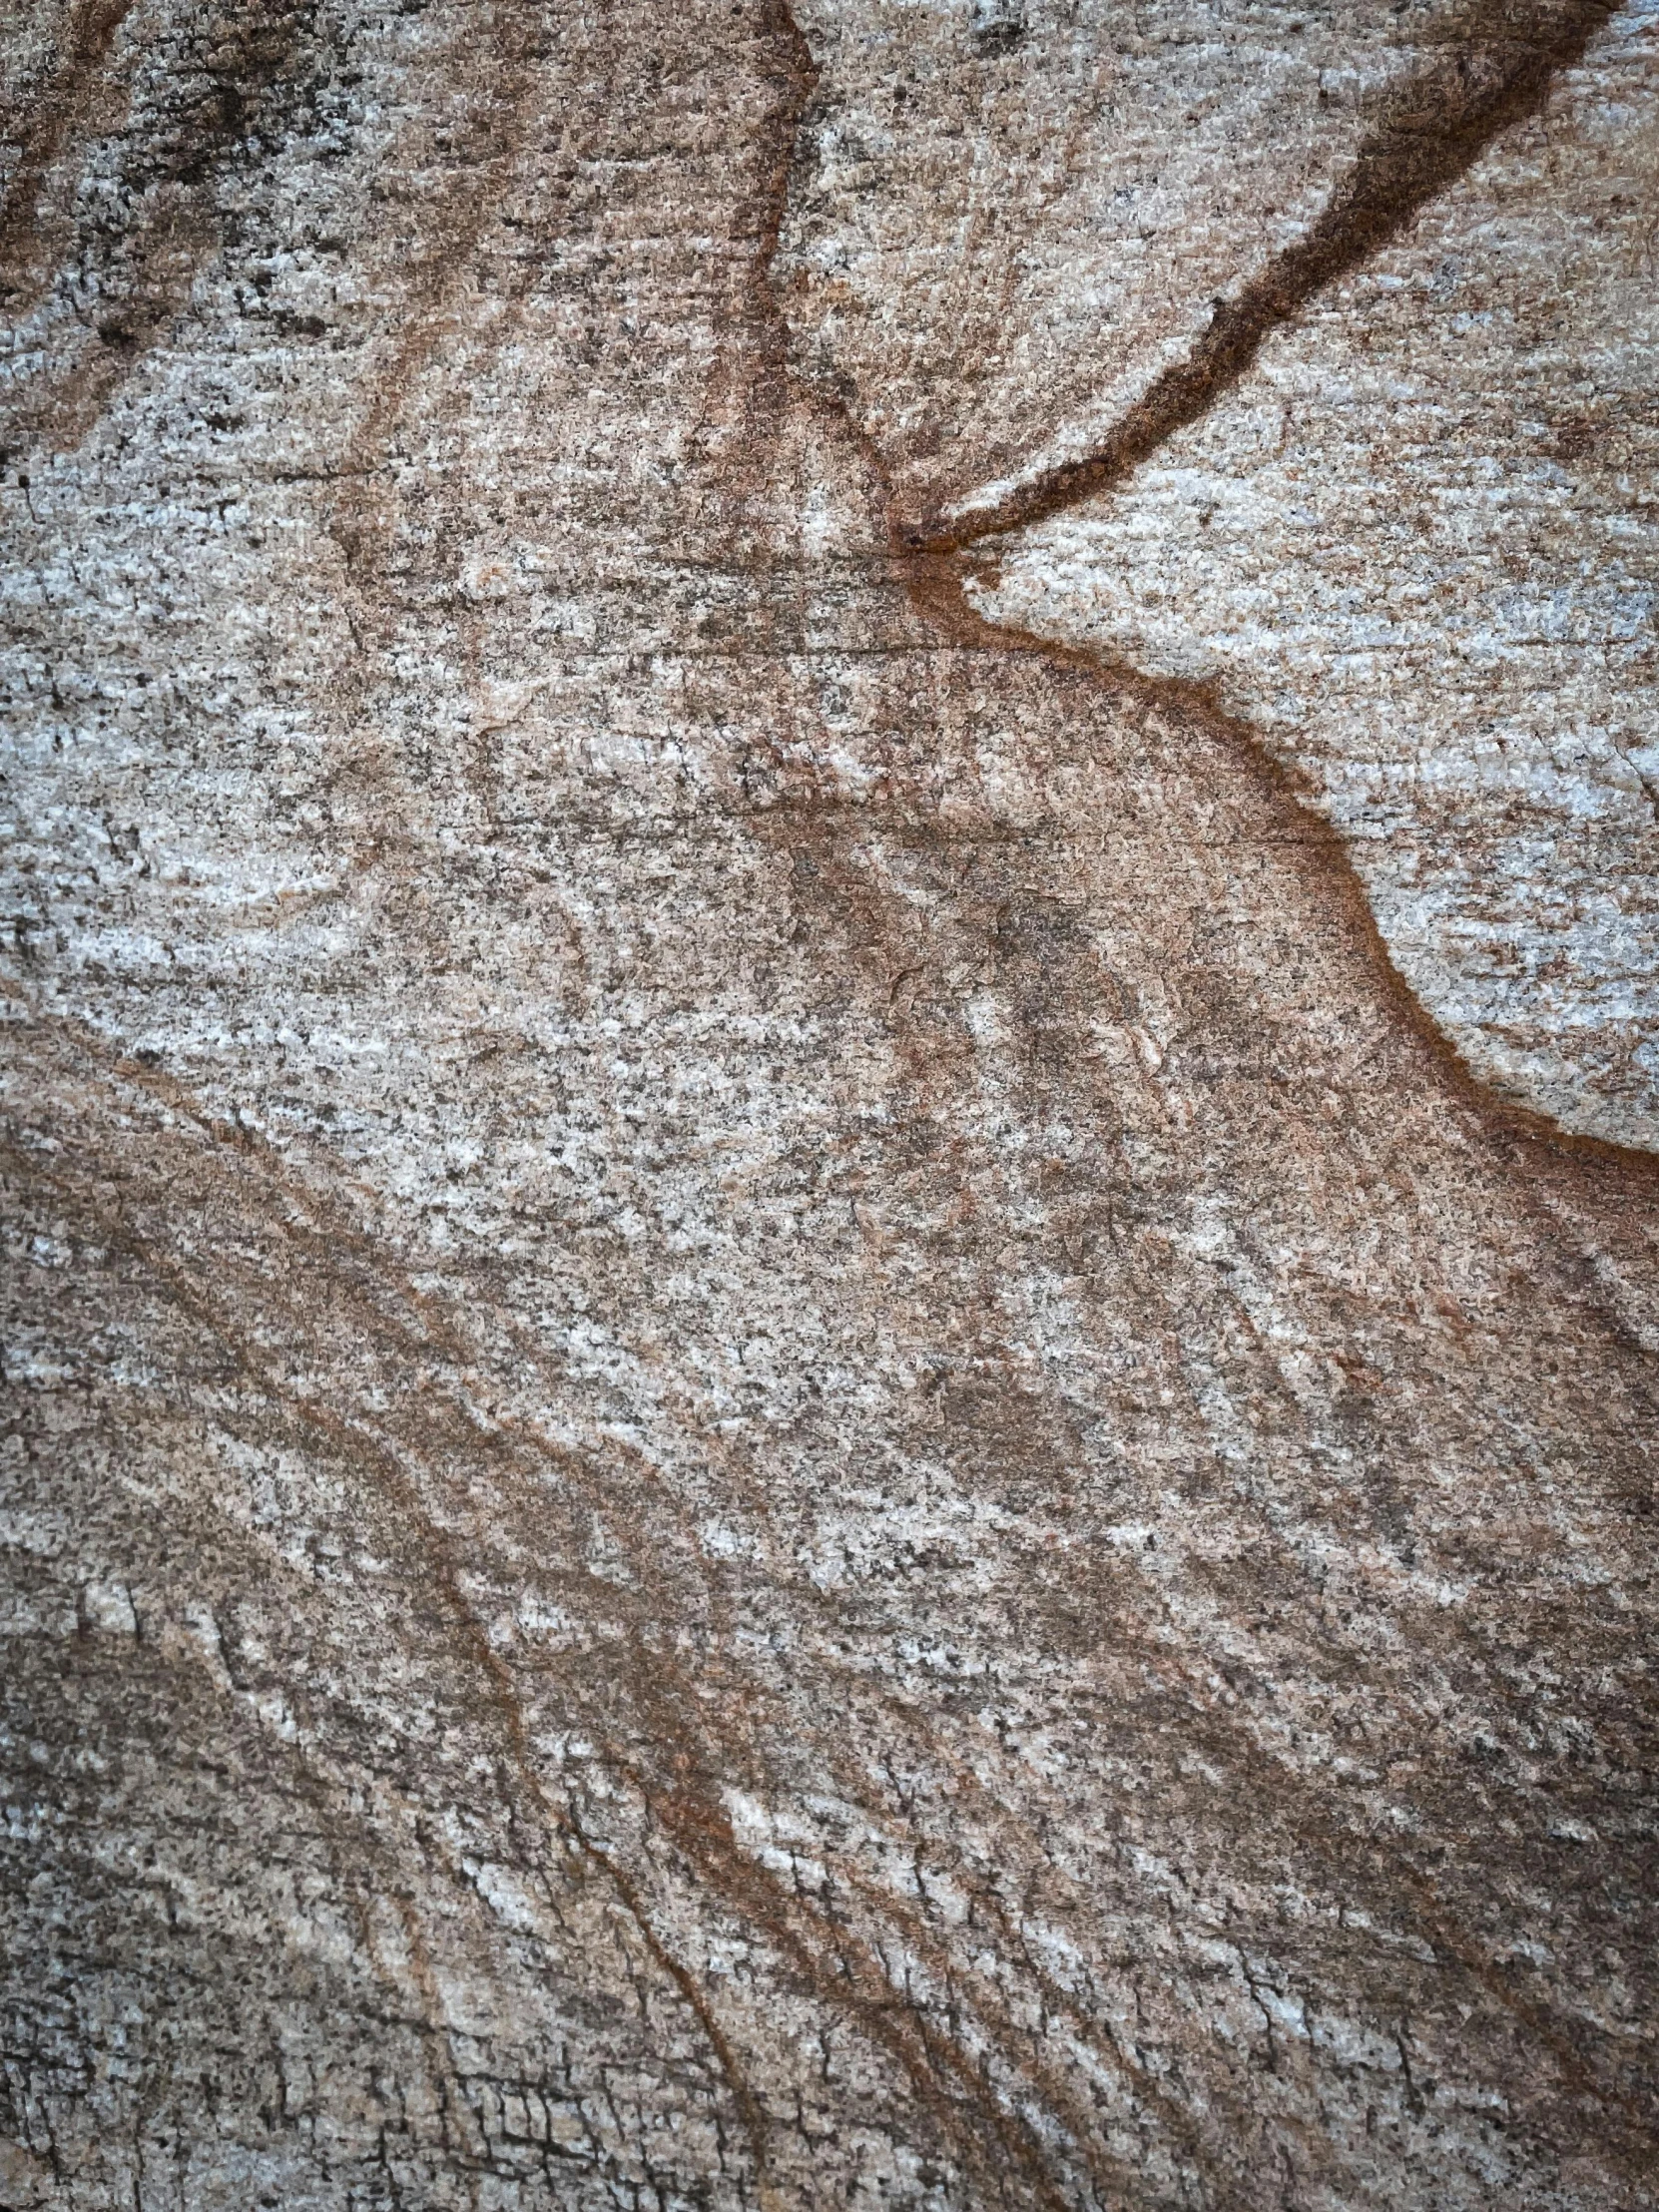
(2, 4, 1656, 2209)
(780, 0, 1475, 524)
(977, 3, 1659, 1148)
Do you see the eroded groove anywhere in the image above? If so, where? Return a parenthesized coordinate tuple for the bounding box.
(917, 0, 1619, 552)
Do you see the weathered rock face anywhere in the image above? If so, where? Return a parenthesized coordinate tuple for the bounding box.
(2, 5, 1656, 2210)
(776, 0, 1625, 534)
(972, 1, 1659, 1147)
(780, 0, 1482, 526)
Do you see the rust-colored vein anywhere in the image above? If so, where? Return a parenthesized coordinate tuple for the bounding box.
(895, 554, 1659, 1201)
(762, 0, 1659, 1206)
(919, 0, 1620, 552)
(6, 1077, 1082, 2203)
(9, 955, 1654, 2185)
(758, 0, 1659, 2173)
(7, 0, 1654, 2188)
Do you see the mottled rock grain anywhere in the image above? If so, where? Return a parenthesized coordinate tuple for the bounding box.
(2, 4, 1656, 2209)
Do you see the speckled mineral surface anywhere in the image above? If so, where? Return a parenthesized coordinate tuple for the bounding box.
(2, 3, 1656, 2209)
(972, 2, 1659, 1147)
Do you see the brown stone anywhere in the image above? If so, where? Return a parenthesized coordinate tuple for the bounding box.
(2, 3, 1655, 2206)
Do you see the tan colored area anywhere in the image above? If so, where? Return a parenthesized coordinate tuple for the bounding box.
(1, 2, 1656, 2207)
(778, 0, 1611, 533)
(976, 1, 1659, 1148)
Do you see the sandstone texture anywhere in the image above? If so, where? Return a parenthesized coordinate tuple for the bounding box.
(782, 0, 1475, 525)
(2, 4, 1657, 2210)
(975, 1, 1659, 1146)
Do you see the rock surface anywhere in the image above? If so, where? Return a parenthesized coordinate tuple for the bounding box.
(782, 0, 1476, 527)
(2, 4, 1657, 2209)
(973, 1, 1659, 1146)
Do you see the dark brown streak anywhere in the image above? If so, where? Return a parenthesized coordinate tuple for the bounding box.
(0, 0, 322, 454)
(899, 562, 1659, 1199)
(918, 0, 1620, 554)
(562, 1801, 780, 2199)
(755, 0, 821, 335)
(1, 1119, 783, 2200)
(759, 0, 1659, 2168)
(0, 0, 138, 284)
(634, 1776, 1084, 2212)
(16, 965, 1653, 2161)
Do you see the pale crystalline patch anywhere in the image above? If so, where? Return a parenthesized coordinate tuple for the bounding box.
(973, 2, 1659, 1148)
(82, 1580, 138, 1636)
